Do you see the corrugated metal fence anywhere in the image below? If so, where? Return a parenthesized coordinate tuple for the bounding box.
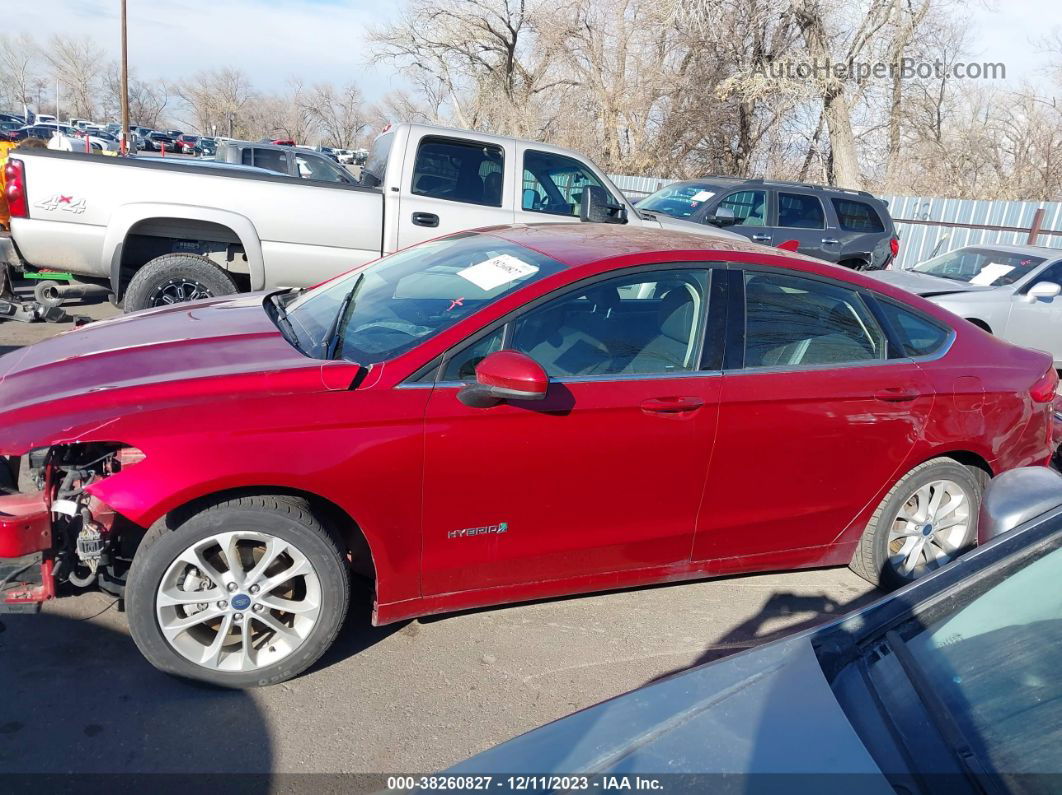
(608, 173, 1062, 270)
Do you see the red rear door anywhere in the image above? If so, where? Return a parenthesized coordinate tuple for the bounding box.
(692, 267, 935, 565)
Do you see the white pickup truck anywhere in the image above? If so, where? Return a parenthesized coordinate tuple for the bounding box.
(3, 123, 738, 311)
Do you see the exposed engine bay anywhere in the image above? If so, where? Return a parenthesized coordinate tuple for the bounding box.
(0, 444, 144, 612)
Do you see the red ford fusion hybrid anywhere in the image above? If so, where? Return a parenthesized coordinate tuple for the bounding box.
(0, 224, 1054, 686)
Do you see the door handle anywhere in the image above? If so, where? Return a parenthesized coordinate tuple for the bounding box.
(821, 238, 840, 245)
(641, 396, 705, 414)
(412, 212, 439, 228)
(874, 387, 920, 402)
(751, 234, 772, 243)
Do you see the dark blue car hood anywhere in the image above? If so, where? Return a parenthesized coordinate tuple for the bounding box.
(449, 636, 891, 790)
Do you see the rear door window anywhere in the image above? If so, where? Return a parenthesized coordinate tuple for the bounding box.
(743, 272, 886, 368)
(412, 138, 505, 207)
(875, 299, 951, 358)
(778, 193, 827, 229)
(832, 198, 885, 233)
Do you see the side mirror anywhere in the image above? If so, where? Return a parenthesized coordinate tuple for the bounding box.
(707, 206, 738, 227)
(1027, 281, 1061, 302)
(458, 351, 549, 408)
(579, 185, 627, 225)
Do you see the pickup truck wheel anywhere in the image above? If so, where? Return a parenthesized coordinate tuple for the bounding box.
(126, 495, 350, 687)
(123, 253, 237, 312)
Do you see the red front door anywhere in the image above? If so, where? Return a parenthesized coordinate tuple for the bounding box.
(419, 374, 721, 596)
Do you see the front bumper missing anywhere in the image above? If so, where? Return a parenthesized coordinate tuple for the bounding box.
(0, 492, 54, 612)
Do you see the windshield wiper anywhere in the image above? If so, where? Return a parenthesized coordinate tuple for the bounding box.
(269, 292, 300, 351)
(323, 274, 364, 360)
(884, 630, 1000, 794)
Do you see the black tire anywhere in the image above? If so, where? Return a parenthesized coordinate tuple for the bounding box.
(850, 458, 985, 590)
(126, 494, 351, 688)
(122, 253, 237, 313)
(33, 280, 65, 309)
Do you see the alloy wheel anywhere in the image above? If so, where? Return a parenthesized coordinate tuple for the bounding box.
(156, 531, 322, 672)
(886, 479, 972, 581)
(151, 278, 214, 306)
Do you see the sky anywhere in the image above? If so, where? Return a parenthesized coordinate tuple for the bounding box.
(9, 0, 1060, 104)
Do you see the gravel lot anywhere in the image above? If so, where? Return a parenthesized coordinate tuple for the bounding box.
(0, 279, 877, 780)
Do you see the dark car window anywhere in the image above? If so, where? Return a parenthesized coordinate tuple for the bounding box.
(243, 147, 289, 174)
(874, 299, 951, 358)
(778, 193, 826, 229)
(1026, 261, 1062, 292)
(832, 198, 885, 233)
(744, 272, 886, 368)
(444, 269, 710, 380)
(522, 150, 616, 217)
(636, 183, 721, 219)
(412, 138, 504, 207)
(717, 190, 766, 227)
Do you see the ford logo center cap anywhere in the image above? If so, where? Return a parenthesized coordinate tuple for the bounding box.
(231, 594, 252, 610)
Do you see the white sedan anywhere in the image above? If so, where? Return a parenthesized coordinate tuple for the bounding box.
(869, 244, 1062, 367)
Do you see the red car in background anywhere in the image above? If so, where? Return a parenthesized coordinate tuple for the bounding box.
(174, 134, 200, 154)
(0, 224, 1054, 687)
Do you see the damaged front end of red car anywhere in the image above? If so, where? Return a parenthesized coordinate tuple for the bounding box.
(0, 444, 144, 613)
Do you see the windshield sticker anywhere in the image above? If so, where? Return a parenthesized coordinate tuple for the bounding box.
(970, 262, 1014, 286)
(690, 190, 715, 203)
(457, 255, 539, 292)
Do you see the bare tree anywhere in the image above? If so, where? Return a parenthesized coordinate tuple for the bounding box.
(303, 83, 369, 148)
(45, 34, 106, 120)
(0, 33, 41, 111)
(174, 67, 256, 137)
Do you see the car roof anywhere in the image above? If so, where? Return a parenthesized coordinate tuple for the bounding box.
(475, 223, 818, 268)
(661, 177, 885, 202)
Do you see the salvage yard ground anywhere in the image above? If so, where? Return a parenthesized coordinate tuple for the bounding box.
(0, 278, 876, 776)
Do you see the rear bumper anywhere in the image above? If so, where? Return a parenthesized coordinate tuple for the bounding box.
(0, 492, 54, 612)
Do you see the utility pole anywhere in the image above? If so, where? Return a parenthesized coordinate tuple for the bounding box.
(120, 0, 131, 154)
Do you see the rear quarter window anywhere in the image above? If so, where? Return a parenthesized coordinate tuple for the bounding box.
(876, 299, 951, 358)
(832, 198, 886, 233)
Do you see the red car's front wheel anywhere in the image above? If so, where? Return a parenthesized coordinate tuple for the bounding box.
(126, 494, 350, 687)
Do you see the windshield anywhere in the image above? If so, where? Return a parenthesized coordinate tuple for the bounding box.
(282, 233, 565, 361)
(904, 542, 1062, 788)
(636, 183, 721, 219)
(911, 247, 1045, 286)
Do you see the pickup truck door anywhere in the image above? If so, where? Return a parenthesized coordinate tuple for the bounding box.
(397, 134, 516, 249)
(514, 145, 623, 227)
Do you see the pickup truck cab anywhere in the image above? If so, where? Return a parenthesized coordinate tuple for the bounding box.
(4, 123, 739, 311)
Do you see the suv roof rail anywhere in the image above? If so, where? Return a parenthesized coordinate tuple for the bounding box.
(742, 177, 877, 198)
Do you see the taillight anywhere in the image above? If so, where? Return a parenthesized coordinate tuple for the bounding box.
(4, 159, 27, 218)
(1030, 367, 1059, 404)
(889, 237, 899, 257)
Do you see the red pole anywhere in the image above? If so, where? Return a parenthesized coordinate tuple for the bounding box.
(85, 134, 90, 154)
(160, 139, 164, 158)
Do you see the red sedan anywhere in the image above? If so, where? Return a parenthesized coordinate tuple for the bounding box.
(0, 225, 1054, 686)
